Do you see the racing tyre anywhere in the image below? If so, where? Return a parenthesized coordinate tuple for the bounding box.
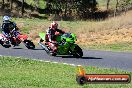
(0, 41, 11, 48)
(50, 52, 57, 56)
(24, 40, 35, 49)
(2, 44, 11, 48)
(73, 45, 83, 58)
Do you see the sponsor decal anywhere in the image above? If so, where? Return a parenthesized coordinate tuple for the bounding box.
(76, 65, 131, 85)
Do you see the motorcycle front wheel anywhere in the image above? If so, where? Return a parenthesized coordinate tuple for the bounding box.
(73, 45, 83, 58)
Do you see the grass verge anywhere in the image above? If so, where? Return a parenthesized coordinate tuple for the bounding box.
(0, 56, 132, 88)
(80, 42, 132, 52)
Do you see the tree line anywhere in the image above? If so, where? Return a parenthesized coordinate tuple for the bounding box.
(1, 0, 132, 20)
(107, 0, 132, 16)
(1, 0, 97, 19)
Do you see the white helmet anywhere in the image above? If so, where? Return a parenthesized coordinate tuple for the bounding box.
(3, 16, 11, 21)
(50, 21, 58, 30)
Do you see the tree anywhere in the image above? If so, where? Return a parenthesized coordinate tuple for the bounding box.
(114, 0, 119, 17)
(114, 0, 131, 16)
(107, 0, 110, 10)
(2, 0, 5, 9)
(22, 0, 24, 16)
(45, 0, 97, 19)
(7, 0, 10, 2)
(10, 0, 13, 10)
(2, 0, 5, 4)
(76, 0, 97, 19)
(34, 0, 39, 11)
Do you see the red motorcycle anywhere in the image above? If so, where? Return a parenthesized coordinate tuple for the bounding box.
(0, 30, 35, 49)
(0, 33, 11, 48)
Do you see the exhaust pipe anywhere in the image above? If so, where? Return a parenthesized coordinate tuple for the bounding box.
(38, 42, 49, 53)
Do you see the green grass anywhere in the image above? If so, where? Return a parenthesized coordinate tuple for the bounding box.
(0, 56, 132, 88)
(24, 0, 46, 9)
(11, 17, 50, 34)
(80, 42, 132, 52)
(97, 0, 117, 9)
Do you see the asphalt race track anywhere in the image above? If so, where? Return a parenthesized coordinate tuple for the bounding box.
(0, 45, 132, 72)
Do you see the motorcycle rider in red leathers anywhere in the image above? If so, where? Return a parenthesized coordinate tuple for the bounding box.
(45, 21, 65, 55)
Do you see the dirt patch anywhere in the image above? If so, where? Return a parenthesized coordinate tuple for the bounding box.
(76, 28, 132, 46)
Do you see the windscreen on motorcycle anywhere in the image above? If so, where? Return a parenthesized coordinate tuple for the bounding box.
(61, 33, 76, 43)
(61, 33, 72, 38)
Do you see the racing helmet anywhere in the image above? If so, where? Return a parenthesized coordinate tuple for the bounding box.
(3, 16, 11, 22)
(50, 21, 58, 30)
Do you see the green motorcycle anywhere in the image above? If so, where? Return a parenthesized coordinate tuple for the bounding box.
(38, 32, 83, 58)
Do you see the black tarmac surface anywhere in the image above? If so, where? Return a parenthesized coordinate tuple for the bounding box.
(0, 45, 132, 72)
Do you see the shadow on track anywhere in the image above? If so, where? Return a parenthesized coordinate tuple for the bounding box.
(56, 55, 102, 59)
(33, 48, 45, 50)
(81, 57, 102, 59)
(12, 48, 23, 49)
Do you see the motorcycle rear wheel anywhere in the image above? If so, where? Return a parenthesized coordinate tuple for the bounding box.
(24, 40, 35, 49)
(2, 44, 11, 48)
